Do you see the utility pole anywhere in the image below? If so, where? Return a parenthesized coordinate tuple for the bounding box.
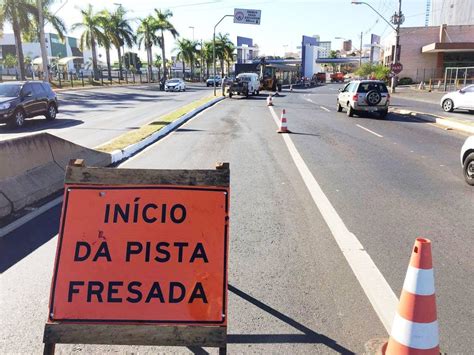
(37, 0, 49, 82)
(391, 0, 403, 93)
(359, 31, 363, 67)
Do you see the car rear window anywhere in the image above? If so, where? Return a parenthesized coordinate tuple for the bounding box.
(41, 83, 54, 94)
(357, 82, 388, 93)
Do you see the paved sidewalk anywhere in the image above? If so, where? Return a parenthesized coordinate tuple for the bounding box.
(392, 85, 445, 105)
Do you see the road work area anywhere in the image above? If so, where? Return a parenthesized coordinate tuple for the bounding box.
(1, 85, 473, 354)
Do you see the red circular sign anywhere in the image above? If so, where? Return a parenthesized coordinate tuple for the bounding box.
(391, 63, 403, 74)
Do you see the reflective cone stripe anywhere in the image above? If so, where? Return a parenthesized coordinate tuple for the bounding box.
(385, 238, 439, 355)
(278, 109, 290, 133)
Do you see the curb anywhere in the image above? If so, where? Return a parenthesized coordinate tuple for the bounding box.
(390, 108, 474, 134)
(0, 95, 225, 238)
(109, 96, 225, 164)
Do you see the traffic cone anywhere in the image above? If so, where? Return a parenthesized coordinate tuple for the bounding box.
(277, 109, 291, 134)
(290, 84, 293, 92)
(384, 238, 439, 355)
(267, 95, 273, 106)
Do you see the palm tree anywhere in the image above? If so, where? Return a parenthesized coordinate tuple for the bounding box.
(202, 41, 213, 78)
(97, 10, 113, 81)
(224, 41, 235, 75)
(154, 54, 162, 81)
(174, 38, 191, 79)
(72, 5, 104, 80)
(154, 9, 178, 82)
(0, 0, 37, 79)
(215, 33, 234, 77)
(108, 6, 134, 80)
(136, 16, 161, 81)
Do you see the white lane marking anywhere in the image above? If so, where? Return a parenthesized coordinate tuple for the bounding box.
(304, 97, 315, 103)
(0, 196, 63, 238)
(269, 106, 398, 333)
(356, 124, 384, 138)
(320, 106, 331, 112)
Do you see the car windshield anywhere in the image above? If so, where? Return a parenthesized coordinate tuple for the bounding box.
(238, 76, 252, 82)
(357, 82, 388, 93)
(0, 84, 21, 97)
(168, 79, 179, 83)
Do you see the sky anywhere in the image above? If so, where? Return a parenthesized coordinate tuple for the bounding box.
(6, 0, 429, 62)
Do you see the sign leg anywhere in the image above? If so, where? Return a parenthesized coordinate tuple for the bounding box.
(219, 345, 227, 355)
(43, 343, 55, 355)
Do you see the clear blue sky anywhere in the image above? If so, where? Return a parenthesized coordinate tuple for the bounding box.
(11, 0, 428, 60)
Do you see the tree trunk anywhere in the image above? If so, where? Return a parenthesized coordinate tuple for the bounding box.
(220, 59, 224, 77)
(161, 31, 167, 82)
(147, 47, 153, 82)
(11, 8, 26, 80)
(90, 32, 99, 80)
(117, 46, 123, 80)
(206, 62, 209, 78)
(37, 0, 49, 82)
(182, 60, 185, 79)
(105, 47, 112, 81)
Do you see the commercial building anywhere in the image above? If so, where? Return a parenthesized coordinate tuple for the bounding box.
(382, 24, 474, 82)
(236, 36, 259, 64)
(429, 0, 474, 26)
(301, 35, 332, 77)
(0, 33, 90, 73)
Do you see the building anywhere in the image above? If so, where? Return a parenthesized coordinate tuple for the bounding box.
(300, 35, 332, 77)
(343, 40, 352, 52)
(317, 41, 332, 59)
(430, 0, 474, 26)
(0, 33, 90, 73)
(382, 24, 474, 82)
(236, 36, 259, 64)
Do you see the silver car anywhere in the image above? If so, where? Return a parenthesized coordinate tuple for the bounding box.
(165, 78, 186, 92)
(440, 85, 474, 113)
(337, 80, 390, 118)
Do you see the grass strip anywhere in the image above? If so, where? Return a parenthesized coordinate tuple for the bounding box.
(97, 96, 215, 153)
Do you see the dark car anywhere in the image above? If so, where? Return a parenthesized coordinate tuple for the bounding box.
(0, 81, 59, 128)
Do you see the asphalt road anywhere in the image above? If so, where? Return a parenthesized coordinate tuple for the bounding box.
(1, 84, 473, 353)
(0, 83, 213, 148)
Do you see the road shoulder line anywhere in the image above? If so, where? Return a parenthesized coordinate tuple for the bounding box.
(268, 106, 398, 333)
(356, 124, 384, 138)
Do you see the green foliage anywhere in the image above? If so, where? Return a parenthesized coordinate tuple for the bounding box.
(355, 63, 390, 80)
(3, 53, 18, 68)
(398, 77, 413, 85)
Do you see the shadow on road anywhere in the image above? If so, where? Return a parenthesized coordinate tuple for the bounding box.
(0, 118, 84, 134)
(0, 203, 61, 274)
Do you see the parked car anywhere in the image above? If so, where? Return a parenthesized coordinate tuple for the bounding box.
(0, 81, 58, 128)
(165, 78, 186, 92)
(461, 136, 474, 185)
(337, 80, 390, 118)
(206, 76, 222, 87)
(440, 85, 474, 113)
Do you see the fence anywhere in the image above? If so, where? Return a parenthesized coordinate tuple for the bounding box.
(412, 67, 474, 92)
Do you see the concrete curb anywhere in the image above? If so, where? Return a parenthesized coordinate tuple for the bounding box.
(110, 96, 225, 164)
(390, 108, 474, 134)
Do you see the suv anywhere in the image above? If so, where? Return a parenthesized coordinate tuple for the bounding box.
(206, 76, 222, 87)
(0, 81, 58, 128)
(337, 80, 389, 118)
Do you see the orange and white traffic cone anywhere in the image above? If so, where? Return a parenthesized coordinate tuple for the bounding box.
(267, 94, 273, 106)
(290, 84, 293, 92)
(277, 109, 291, 134)
(384, 238, 439, 355)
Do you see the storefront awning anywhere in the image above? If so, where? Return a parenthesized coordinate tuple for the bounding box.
(422, 42, 474, 53)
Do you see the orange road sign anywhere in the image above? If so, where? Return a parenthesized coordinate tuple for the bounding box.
(48, 184, 229, 325)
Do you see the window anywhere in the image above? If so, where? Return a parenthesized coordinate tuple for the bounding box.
(32, 83, 46, 95)
(41, 83, 54, 95)
(357, 82, 388, 93)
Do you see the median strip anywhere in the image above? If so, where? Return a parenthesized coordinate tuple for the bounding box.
(97, 95, 224, 163)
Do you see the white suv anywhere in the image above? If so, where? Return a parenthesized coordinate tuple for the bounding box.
(461, 136, 474, 185)
(337, 80, 390, 118)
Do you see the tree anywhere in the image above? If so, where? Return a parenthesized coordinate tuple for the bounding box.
(202, 41, 213, 78)
(137, 16, 161, 81)
(215, 33, 234, 77)
(72, 5, 105, 80)
(154, 9, 178, 82)
(97, 10, 113, 81)
(174, 38, 191, 79)
(0, 0, 37, 79)
(355, 63, 390, 80)
(154, 54, 162, 81)
(108, 6, 134, 80)
(4, 53, 18, 68)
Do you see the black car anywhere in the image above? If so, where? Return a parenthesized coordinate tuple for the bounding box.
(0, 81, 59, 128)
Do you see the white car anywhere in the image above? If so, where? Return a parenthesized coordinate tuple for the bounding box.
(440, 85, 474, 112)
(165, 78, 186, 92)
(461, 136, 474, 185)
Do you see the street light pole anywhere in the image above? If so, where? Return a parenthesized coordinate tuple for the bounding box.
(213, 14, 233, 96)
(37, 0, 49, 82)
(359, 31, 363, 67)
(351, 1, 401, 92)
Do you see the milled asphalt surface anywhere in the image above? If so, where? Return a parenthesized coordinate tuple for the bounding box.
(0, 83, 213, 148)
(1, 84, 473, 353)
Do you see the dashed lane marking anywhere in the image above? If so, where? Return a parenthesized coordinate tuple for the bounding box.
(320, 106, 331, 112)
(356, 124, 384, 138)
(268, 106, 398, 333)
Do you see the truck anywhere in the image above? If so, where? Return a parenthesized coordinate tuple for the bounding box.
(330, 72, 345, 83)
(228, 73, 260, 98)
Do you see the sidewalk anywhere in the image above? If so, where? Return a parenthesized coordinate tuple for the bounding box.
(390, 85, 474, 134)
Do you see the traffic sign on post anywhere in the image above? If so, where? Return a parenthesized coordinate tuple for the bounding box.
(43, 160, 230, 354)
(233, 8, 261, 25)
(390, 62, 403, 75)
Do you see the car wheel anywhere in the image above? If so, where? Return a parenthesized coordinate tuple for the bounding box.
(9, 109, 26, 128)
(463, 152, 474, 186)
(346, 105, 354, 117)
(256, 90, 259, 95)
(45, 104, 57, 120)
(379, 109, 388, 119)
(468, 110, 474, 114)
(442, 99, 454, 112)
(337, 101, 343, 112)
(229, 91, 233, 98)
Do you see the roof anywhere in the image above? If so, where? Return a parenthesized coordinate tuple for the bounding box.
(422, 42, 474, 53)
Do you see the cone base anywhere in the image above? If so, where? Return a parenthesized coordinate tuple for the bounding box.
(277, 129, 291, 134)
(384, 338, 439, 355)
